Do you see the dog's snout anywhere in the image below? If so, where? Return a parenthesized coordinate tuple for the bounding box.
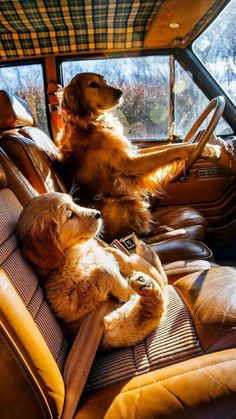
(115, 89, 122, 99)
(95, 211, 102, 219)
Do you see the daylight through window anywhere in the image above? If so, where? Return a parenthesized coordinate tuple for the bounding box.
(193, 0, 236, 106)
(0, 63, 48, 134)
(62, 56, 170, 140)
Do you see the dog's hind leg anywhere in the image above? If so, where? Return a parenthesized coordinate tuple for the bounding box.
(135, 242, 167, 286)
(101, 273, 165, 350)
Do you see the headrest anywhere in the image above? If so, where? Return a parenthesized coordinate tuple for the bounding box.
(0, 91, 34, 131)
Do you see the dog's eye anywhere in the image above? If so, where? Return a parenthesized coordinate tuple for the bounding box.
(67, 211, 74, 219)
(88, 81, 98, 88)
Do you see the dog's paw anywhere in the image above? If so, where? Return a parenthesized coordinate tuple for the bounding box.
(129, 273, 156, 295)
(201, 144, 222, 160)
(136, 242, 157, 267)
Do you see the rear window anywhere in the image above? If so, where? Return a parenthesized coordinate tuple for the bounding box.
(0, 63, 49, 134)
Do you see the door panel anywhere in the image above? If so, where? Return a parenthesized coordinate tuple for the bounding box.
(150, 158, 236, 225)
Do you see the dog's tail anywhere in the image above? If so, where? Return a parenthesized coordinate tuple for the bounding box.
(146, 159, 186, 196)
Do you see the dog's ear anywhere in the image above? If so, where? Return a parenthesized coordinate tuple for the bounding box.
(19, 210, 65, 271)
(61, 82, 86, 117)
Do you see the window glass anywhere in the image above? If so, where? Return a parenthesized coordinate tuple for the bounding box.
(0, 63, 49, 134)
(174, 61, 232, 138)
(61, 56, 170, 139)
(193, 0, 236, 106)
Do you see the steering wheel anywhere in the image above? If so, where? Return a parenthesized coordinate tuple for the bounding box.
(173, 96, 225, 181)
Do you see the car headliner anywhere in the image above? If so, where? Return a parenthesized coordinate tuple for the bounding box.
(0, 0, 230, 60)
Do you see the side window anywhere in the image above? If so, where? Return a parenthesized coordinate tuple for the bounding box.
(174, 61, 232, 137)
(61, 56, 170, 140)
(0, 63, 49, 134)
(193, 0, 236, 107)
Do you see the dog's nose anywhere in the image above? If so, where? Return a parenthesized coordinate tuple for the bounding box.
(115, 89, 122, 99)
(95, 211, 102, 219)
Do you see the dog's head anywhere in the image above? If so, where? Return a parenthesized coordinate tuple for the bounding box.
(17, 192, 102, 270)
(61, 73, 122, 119)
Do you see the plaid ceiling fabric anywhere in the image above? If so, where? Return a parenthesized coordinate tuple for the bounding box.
(0, 0, 226, 60)
(0, 0, 161, 59)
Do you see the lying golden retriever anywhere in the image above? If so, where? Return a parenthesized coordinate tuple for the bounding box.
(17, 192, 167, 350)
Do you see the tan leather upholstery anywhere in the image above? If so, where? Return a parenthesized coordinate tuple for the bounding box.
(0, 271, 65, 418)
(0, 90, 34, 129)
(150, 205, 207, 241)
(0, 154, 235, 417)
(75, 267, 236, 418)
(0, 133, 66, 194)
(175, 266, 236, 352)
(163, 259, 218, 284)
(0, 148, 36, 206)
(152, 237, 212, 264)
(75, 349, 236, 418)
(0, 161, 66, 418)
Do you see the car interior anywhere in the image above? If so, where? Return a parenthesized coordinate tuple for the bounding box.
(0, 0, 236, 418)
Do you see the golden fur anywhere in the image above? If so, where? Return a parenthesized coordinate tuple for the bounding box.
(58, 72, 200, 242)
(17, 192, 167, 350)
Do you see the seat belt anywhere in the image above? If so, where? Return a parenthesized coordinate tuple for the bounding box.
(62, 300, 114, 419)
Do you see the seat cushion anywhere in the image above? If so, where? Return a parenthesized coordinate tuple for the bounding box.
(85, 266, 236, 394)
(174, 266, 236, 352)
(145, 206, 207, 243)
(0, 133, 66, 194)
(76, 349, 236, 419)
(85, 285, 203, 392)
(151, 238, 213, 264)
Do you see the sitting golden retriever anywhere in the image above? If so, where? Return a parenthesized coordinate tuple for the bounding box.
(17, 192, 167, 350)
(58, 73, 221, 242)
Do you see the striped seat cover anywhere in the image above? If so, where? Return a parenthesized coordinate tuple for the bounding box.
(0, 187, 68, 370)
(86, 285, 203, 391)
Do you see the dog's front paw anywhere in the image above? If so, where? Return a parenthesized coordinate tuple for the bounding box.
(129, 273, 156, 295)
(201, 144, 222, 160)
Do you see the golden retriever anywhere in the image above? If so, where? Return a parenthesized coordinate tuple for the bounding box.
(58, 73, 221, 242)
(17, 192, 167, 350)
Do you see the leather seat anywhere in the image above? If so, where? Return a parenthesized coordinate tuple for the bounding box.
(0, 154, 235, 418)
(0, 90, 207, 243)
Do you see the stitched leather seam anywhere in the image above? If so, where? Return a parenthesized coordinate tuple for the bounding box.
(83, 355, 236, 405)
(172, 287, 204, 353)
(207, 329, 236, 352)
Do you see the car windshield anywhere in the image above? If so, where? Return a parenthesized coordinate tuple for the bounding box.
(193, 0, 236, 106)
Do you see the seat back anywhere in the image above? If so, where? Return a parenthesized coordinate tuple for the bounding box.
(0, 152, 67, 418)
(0, 90, 67, 194)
